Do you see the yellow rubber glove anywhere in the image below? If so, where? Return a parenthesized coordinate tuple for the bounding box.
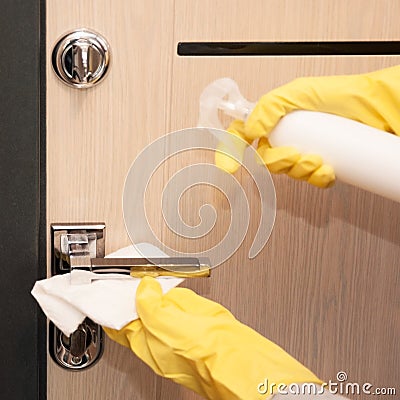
(219, 121, 336, 188)
(218, 65, 400, 188)
(104, 277, 322, 400)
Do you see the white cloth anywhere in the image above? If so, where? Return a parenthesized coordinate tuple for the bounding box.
(31, 243, 184, 336)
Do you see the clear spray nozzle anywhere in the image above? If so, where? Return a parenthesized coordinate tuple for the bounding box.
(198, 78, 256, 129)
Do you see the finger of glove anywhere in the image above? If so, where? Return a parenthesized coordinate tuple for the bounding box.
(215, 120, 250, 174)
(257, 143, 301, 174)
(104, 319, 166, 376)
(136, 277, 237, 362)
(307, 164, 335, 188)
(257, 139, 335, 188)
(136, 277, 233, 327)
(215, 142, 241, 174)
(287, 154, 324, 180)
(103, 319, 143, 348)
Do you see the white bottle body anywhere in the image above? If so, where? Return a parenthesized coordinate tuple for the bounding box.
(269, 111, 400, 202)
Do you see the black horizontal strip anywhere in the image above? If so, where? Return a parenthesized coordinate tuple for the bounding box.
(177, 41, 400, 56)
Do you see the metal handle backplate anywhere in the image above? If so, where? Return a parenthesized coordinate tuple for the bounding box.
(49, 223, 106, 370)
(49, 222, 210, 371)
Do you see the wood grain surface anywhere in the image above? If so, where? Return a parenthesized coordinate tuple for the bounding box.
(47, 1, 399, 399)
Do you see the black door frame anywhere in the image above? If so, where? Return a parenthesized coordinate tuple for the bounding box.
(0, 1, 46, 399)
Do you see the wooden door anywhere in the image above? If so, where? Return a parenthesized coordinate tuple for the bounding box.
(47, 1, 399, 399)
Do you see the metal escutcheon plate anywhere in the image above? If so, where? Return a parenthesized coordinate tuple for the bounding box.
(52, 28, 111, 89)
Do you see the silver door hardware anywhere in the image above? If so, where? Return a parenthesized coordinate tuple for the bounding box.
(51, 29, 111, 88)
(53, 225, 211, 284)
(49, 318, 103, 370)
(50, 223, 106, 370)
(49, 223, 211, 370)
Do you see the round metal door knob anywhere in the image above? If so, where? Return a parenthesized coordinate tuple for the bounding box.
(52, 28, 111, 88)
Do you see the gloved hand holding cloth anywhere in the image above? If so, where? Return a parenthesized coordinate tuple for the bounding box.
(105, 277, 322, 400)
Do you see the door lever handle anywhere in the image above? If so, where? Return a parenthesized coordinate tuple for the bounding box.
(49, 223, 210, 370)
(58, 230, 211, 285)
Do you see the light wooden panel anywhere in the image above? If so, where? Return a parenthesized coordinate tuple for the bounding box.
(47, 1, 399, 399)
(46, 0, 175, 399)
(163, 1, 400, 399)
(173, 0, 400, 42)
(163, 55, 400, 400)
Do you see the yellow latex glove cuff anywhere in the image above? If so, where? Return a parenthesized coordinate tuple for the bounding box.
(246, 65, 400, 140)
(217, 65, 400, 187)
(104, 277, 322, 400)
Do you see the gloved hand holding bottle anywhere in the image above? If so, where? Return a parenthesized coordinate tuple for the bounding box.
(217, 65, 400, 188)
